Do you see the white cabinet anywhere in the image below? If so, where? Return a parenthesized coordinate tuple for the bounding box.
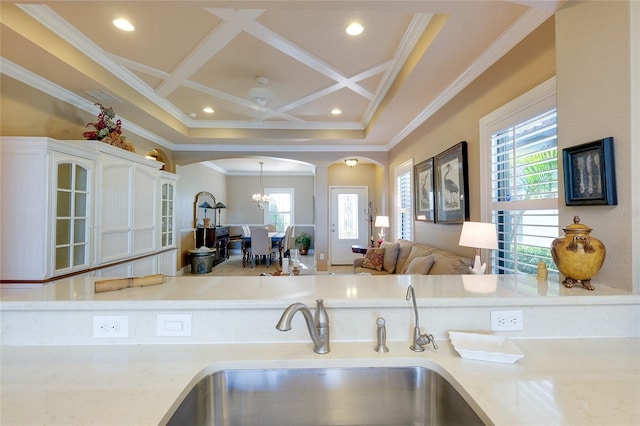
(159, 172, 180, 276)
(93, 142, 160, 264)
(1, 138, 97, 281)
(53, 152, 94, 274)
(1, 137, 178, 282)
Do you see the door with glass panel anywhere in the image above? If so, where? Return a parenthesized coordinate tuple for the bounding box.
(55, 161, 91, 274)
(330, 187, 368, 265)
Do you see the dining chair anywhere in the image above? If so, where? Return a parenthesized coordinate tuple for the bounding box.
(282, 225, 293, 258)
(249, 226, 273, 267)
(265, 223, 277, 232)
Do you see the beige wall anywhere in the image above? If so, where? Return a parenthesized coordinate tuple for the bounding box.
(556, 0, 634, 290)
(389, 18, 556, 258)
(328, 163, 384, 212)
(0, 76, 177, 173)
(173, 161, 317, 269)
(388, 4, 637, 292)
(226, 174, 315, 229)
(175, 163, 227, 268)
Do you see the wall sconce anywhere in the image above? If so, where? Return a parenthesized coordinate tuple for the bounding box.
(345, 159, 358, 167)
(458, 221, 498, 274)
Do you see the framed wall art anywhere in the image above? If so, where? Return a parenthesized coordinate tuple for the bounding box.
(414, 158, 435, 222)
(562, 137, 617, 206)
(434, 141, 469, 223)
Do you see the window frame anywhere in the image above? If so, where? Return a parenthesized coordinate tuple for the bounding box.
(394, 159, 414, 241)
(264, 187, 294, 232)
(480, 77, 558, 274)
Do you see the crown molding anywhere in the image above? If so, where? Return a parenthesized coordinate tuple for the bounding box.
(387, 7, 554, 150)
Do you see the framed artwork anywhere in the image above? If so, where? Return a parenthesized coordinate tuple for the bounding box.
(563, 137, 617, 206)
(414, 158, 435, 222)
(434, 141, 469, 223)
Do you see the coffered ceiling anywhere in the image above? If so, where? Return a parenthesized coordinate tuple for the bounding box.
(0, 1, 561, 169)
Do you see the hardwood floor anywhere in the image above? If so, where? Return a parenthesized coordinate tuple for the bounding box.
(184, 253, 354, 276)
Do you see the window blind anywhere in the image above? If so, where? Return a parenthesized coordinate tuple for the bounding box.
(490, 108, 559, 275)
(396, 170, 412, 240)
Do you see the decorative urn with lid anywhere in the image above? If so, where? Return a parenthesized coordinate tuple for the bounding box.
(551, 216, 605, 290)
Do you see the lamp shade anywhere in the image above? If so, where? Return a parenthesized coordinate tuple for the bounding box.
(215, 201, 226, 209)
(374, 215, 389, 228)
(458, 221, 498, 250)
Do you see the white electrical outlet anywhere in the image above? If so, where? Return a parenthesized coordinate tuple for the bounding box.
(490, 310, 523, 331)
(93, 315, 129, 338)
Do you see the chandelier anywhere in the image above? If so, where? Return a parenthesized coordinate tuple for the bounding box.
(252, 161, 270, 209)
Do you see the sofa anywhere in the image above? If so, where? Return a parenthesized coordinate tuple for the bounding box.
(353, 239, 472, 275)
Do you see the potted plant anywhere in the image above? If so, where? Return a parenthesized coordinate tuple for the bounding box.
(295, 232, 312, 255)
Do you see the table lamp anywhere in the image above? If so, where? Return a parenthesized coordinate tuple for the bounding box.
(374, 215, 389, 244)
(215, 201, 226, 226)
(458, 221, 498, 274)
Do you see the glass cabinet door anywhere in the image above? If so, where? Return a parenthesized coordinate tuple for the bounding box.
(161, 182, 175, 247)
(55, 162, 90, 272)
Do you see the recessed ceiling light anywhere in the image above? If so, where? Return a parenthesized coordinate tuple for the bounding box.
(113, 18, 134, 32)
(331, 109, 342, 115)
(346, 22, 364, 36)
(203, 107, 214, 114)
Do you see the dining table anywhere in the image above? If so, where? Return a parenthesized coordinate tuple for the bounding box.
(242, 232, 285, 267)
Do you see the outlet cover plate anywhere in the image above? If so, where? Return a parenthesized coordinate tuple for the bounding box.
(490, 310, 524, 331)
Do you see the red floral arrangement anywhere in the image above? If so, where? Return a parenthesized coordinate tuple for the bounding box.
(83, 103, 134, 152)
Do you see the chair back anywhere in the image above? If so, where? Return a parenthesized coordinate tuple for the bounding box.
(242, 224, 251, 237)
(265, 223, 277, 232)
(249, 226, 271, 256)
(282, 225, 293, 256)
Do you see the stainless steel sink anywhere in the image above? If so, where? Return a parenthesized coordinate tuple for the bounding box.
(162, 366, 487, 426)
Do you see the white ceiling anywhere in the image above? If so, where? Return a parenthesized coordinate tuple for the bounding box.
(0, 1, 562, 172)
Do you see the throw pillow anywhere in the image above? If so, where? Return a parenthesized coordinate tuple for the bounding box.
(380, 241, 400, 273)
(429, 253, 471, 275)
(362, 248, 385, 271)
(395, 240, 415, 273)
(403, 255, 435, 275)
(400, 245, 433, 274)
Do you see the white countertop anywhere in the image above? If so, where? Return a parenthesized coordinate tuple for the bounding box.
(1, 338, 638, 425)
(2, 274, 639, 424)
(1, 273, 634, 308)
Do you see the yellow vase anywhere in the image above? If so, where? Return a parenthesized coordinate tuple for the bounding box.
(551, 216, 605, 290)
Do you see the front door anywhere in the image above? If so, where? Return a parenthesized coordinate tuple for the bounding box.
(330, 186, 368, 265)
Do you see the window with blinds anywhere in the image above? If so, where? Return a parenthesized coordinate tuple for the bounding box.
(395, 161, 413, 241)
(490, 108, 559, 274)
(265, 188, 294, 231)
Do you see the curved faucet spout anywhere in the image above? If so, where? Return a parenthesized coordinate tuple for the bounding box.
(406, 285, 438, 352)
(276, 299, 330, 354)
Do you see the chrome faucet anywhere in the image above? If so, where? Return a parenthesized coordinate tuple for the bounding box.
(276, 299, 330, 354)
(406, 285, 438, 352)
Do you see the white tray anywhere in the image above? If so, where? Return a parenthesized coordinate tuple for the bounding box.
(449, 331, 524, 364)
